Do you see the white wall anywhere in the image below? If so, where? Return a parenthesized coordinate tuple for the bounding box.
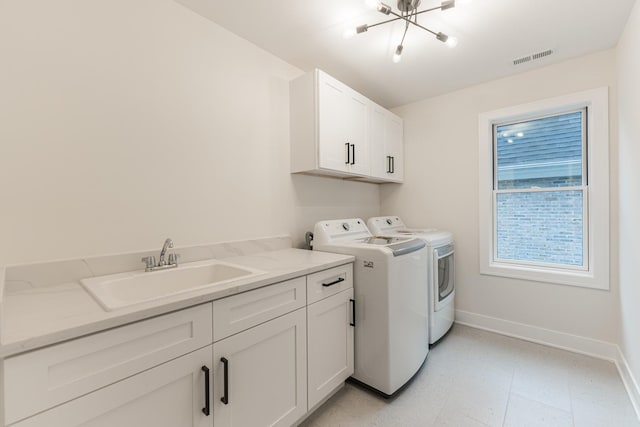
(0, 0, 380, 266)
(617, 0, 640, 395)
(381, 50, 620, 343)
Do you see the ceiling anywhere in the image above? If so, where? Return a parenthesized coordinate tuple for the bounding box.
(175, 0, 636, 108)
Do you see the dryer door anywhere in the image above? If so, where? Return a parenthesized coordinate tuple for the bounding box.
(433, 245, 455, 311)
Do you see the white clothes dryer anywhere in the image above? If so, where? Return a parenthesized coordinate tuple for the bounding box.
(367, 216, 455, 345)
(312, 218, 429, 396)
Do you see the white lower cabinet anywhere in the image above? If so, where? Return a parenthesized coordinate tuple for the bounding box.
(2, 264, 354, 427)
(212, 308, 307, 427)
(11, 346, 213, 427)
(307, 288, 355, 410)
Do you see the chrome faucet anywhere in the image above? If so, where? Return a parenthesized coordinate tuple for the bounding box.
(159, 238, 173, 266)
(142, 238, 180, 272)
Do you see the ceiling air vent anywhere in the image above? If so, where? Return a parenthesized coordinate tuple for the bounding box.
(512, 49, 554, 66)
(513, 55, 532, 65)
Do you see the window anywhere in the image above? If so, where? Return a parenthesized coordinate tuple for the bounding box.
(478, 88, 609, 289)
(495, 110, 587, 268)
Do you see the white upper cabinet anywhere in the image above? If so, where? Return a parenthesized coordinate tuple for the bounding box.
(369, 103, 404, 182)
(290, 69, 402, 183)
(317, 72, 369, 176)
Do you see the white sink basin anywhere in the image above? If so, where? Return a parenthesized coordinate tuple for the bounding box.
(81, 260, 265, 311)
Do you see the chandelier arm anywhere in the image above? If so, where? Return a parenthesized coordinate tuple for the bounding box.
(413, 5, 447, 16)
(399, 11, 410, 45)
(399, 23, 409, 45)
(364, 15, 407, 30)
(360, 4, 448, 32)
(388, 9, 439, 36)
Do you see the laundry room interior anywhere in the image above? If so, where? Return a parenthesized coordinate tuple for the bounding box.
(1, 0, 640, 426)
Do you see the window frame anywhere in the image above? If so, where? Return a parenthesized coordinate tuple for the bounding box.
(478, 87, 609, 290)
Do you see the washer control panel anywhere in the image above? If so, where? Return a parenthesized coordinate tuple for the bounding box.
(313, 218, 371, 244)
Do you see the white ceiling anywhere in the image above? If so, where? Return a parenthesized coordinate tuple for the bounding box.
(176, 0, 636, 108)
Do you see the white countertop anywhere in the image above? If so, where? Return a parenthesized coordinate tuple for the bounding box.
(0, 248, 354, 358)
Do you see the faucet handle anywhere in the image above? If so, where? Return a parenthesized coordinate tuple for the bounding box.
(141, 256, 157, 270)
(168, 253, 180, 266)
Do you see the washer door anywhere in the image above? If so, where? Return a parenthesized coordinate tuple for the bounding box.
(434, 245, 455, 311)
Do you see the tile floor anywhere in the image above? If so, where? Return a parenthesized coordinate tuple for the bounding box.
(300, 324, 639, 427)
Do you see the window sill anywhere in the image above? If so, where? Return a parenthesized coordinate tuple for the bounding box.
(480, 262, 609, 290)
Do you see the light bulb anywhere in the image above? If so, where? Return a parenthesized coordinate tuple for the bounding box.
(441, 0, 455, 10)
(377, 2, 392, 14)
(393, 45, 403, 63)
(343, 28, 357, 39)
(445, 36, 458, 48)
(365, 0, 380, 9)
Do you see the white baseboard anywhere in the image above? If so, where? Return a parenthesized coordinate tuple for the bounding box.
(615, 347, 640, 421)
(455, 309, 640, 421)
(455, 309, 618, 360)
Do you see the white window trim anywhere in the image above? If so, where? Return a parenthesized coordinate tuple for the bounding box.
(478, 87, 609, 290)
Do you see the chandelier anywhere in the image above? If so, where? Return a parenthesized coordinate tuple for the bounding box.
(345, 0, 459, 63)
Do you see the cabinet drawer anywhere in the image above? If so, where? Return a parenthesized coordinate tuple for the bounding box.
(3, 303, 212, 426)
(306, 264, 353, 305)
(213, 277, 306, 342)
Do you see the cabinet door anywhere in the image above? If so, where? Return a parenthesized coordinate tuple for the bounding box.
(213, 308, 307, 427)
(12, 346, 213, 427)
(318, 74, 349, 173)
(344, 91, 370, 176)
(369, 104, 404, 182)
(369, 104, 388, 179)
(385, 112, 404, 182)
(317, 72, 369, 176)
(307, 288, 355, 409)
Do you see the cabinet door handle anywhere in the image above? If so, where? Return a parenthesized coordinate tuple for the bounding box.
(350, 298, 356, 327)
(386, 156, 392, 173)
(322, 277, 345, 287)
(201, 366, 211, 416)
(220, 357, 229, 405)
(350, 144, 356, 165)
(345, 143, 350, 164)
(391, 156, 395, 173)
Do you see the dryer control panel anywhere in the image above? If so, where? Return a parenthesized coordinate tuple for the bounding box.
(367, 216, 404, 234)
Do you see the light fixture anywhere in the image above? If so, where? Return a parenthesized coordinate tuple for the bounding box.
(350, 0, 459, 62)
(393, 45, 404, 63)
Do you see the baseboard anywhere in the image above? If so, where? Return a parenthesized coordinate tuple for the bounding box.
(455, 309, 640, 421)
(615, 347, 640, 421)
(455, 309, 618, 360)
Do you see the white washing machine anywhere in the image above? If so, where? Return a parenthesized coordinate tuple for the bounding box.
(312, 218, 429, 397)
(368, 216, 455, 345)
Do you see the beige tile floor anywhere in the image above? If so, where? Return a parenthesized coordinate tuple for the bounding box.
(300, 324, 639, 427)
